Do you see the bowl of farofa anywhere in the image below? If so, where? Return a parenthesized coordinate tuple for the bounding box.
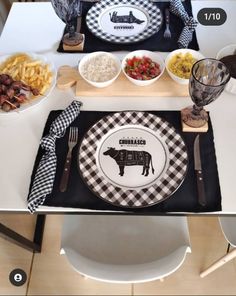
(78, 52, 121, 88)
(165, 49, 205, 85)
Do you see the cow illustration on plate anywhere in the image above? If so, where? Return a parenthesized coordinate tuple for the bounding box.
(103, 147, 154, 177)
(95, 125, 169, 190)
(109, 11, 145, 24)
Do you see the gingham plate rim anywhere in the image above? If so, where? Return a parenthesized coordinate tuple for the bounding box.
(86, 0, 163, 44)
(77, 111, 189, 209)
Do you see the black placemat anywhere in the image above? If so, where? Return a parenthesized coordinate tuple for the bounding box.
(28, 110, 221, 213)
(57, 0, 199, 53)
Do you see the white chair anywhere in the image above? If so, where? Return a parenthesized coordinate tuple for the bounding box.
(61, 215, 191, 283)
(200, 217, 236, 278)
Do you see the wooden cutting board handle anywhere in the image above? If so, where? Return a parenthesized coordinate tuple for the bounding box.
(57, 65, 80, 90)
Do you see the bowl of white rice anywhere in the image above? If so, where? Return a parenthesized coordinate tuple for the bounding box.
(78, 51, 121, 88)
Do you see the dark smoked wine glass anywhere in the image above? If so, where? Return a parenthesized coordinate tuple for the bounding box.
(182, 58, 230, 128)
(51, 0, 83, 46)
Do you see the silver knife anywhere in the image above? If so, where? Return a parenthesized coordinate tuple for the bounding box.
(194, 135, 206, 206)
(77, 1, 83, 33)
(77, 16, 82, 33)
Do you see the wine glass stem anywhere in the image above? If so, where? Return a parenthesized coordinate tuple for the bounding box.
(192, 104, 203, 116)
(68, 24, 75, 38)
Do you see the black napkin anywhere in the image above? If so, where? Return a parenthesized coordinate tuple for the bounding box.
(28, 110, 221, 213)
(57, 0, 199, 53)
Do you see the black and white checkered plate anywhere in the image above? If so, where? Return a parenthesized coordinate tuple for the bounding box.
(86, 0, 163, 44)
(78, 112, 188, 208)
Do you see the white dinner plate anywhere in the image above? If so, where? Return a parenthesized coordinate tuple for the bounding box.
(78, 111, 188, 208)
(0, 52, 56, 115)
(86, 0, 163, 44)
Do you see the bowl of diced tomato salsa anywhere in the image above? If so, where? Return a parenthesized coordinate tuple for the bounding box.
(121, 50, 165, 86)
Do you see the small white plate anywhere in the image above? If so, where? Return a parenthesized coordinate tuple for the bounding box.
(216, 44, 236, 95)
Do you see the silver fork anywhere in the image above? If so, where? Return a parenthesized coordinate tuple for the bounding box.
(163, 8, 171, 39)
(59, 127, 78, 192)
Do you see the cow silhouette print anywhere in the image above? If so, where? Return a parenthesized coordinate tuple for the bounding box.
(103, 147, 155, 177)
(109, 11, 145, 24)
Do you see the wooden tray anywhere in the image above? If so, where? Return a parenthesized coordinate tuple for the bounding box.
(75, 71, 188, 97)
(57, 66, 189, 97)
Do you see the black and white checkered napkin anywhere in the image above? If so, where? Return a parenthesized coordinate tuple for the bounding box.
(28, 100, 82, 213)
(170, 0, 198, 48)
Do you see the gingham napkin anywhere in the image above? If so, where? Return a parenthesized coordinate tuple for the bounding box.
(170, 0, 198, 48)
(28, 100, 82, 213)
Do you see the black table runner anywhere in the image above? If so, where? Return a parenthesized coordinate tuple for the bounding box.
(57, 0, 199, 53)
(28, 110, 221, 213)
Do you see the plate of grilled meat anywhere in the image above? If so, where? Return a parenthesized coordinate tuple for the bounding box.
(0, 52, 56, 114)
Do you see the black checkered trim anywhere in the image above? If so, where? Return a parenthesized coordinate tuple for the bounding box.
(86, 0, 162, 44)
(78, 112, 188, 208)
(170, 0, 198, 48)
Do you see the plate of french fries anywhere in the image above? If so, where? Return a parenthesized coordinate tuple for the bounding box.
(0, 52, 56, 114)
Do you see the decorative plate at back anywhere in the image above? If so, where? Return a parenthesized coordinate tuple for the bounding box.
(86, 0, 163, 44)
(78, 111, 188, 208)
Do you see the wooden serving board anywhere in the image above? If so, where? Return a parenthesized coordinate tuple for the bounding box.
(76, 71, 188, 97)
(57, 66, 189, 97)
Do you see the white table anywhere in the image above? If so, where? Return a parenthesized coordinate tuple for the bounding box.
(0, 1, 236, 214)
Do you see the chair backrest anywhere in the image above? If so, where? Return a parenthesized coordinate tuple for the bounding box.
(219, 217, 236, 247)
(61, 215, 191, 283)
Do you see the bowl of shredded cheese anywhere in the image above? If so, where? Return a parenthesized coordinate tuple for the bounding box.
(165, 49, 205, 85)
(78, 52, 121, 88)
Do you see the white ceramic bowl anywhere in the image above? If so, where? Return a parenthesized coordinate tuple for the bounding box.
(165, 49, 205, 85)
(121, 50, 165, 86)
(78, 51, 121, 88)
(216, 44, 236, 95)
